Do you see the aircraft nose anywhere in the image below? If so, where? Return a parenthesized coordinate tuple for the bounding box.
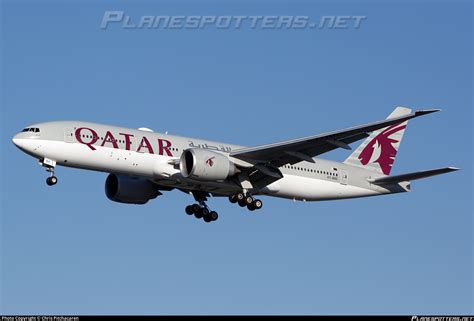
(12, 134, 20, 146)
(12, 133, 25, 149)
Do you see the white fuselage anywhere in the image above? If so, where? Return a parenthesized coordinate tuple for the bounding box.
(12, 121, 406, 202)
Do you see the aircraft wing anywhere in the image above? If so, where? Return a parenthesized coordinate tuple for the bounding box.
(230, 109, 440, 189)
(231, 109, 440, 167)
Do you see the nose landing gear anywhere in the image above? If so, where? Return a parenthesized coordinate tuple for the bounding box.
(41, 158, 58, 186)
(46, 175, 58, 186)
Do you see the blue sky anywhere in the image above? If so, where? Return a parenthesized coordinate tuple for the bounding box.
(1, 0, 472, 315)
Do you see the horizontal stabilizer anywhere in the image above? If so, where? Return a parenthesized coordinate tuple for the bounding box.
(368, 167, 459, 185)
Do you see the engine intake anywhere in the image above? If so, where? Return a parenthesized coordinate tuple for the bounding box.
(105, 174, 160, 204)
(180, 149, 237, 180)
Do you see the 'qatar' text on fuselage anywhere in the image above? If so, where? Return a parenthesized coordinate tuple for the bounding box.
(75, 127, 173, 156)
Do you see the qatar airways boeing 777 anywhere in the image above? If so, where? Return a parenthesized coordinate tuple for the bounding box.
(12, 107, 458, 223)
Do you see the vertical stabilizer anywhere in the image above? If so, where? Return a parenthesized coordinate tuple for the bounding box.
(343, 107, 411, 175)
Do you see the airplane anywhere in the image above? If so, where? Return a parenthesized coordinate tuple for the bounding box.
(12, 107, 458, 223)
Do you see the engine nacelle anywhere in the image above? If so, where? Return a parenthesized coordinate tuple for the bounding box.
(105, 174, 160, 204)
(180, 149, 238, 180)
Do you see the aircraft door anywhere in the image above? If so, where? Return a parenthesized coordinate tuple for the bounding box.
(64, 128, 74, 143)
(340, 170, 348, 185)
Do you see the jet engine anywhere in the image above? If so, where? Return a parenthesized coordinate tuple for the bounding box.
(180, 149, 238, 180)
(105, 173, 160, 204)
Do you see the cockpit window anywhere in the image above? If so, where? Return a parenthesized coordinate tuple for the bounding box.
(21, 127, 40, 133)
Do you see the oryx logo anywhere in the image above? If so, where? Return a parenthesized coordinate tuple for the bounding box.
(205, 157, 216, 167)
(359, 123, 406, 175)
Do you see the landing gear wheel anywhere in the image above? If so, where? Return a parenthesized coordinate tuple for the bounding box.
(245, 195, 254, 205)
(201, 207, 210, 216)
(185, 205, 194, 215)
(194, 209, 203, 219)
(238, 199, 247, 207)
(252, 199, 263, 210)
(203, 215, 212, 223)
(209, 211, 218, 221)
(247, 203, 256, 211)
(192, 204, 201, 214)
(229, 195, 238, 204)
(236, 192, 245, 202)
(46, 176, 58, 186)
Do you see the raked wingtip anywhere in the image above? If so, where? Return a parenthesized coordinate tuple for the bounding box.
(415, 108, 441, 116)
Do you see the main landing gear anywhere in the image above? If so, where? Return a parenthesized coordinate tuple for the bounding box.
(229, 192, 263, 211)
(184, 191, 261, 223)
(185, 202, 219, 223)
(185, 191, 219, 223)
(41, 158, 58, 186)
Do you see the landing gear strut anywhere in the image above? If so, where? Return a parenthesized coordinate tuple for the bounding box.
(41, 158, 58, 186)
(229, 192, 263, 212)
